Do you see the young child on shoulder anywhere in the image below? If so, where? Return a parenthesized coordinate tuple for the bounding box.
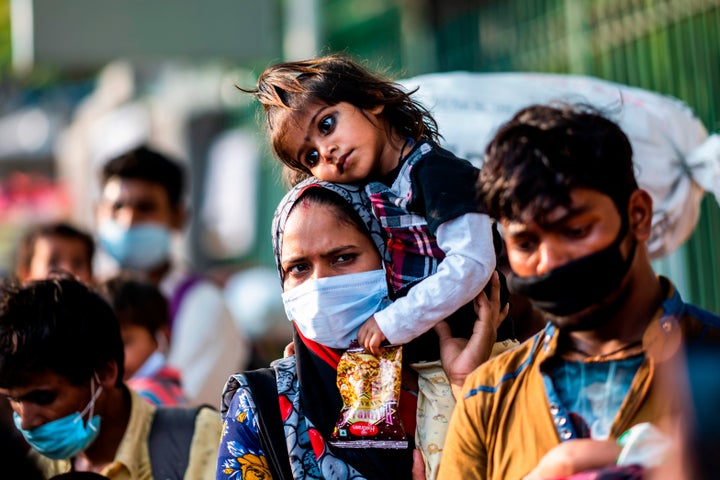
(248, 53, 509, 362)
(99, 274, 188, 406)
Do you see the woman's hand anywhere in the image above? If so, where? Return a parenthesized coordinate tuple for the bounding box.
(435, 271, 509, 399)
(412, 449, 427, 480)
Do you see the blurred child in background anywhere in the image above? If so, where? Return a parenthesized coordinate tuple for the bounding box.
(15, 221, 95, 285)
(99, 274, 187, 406)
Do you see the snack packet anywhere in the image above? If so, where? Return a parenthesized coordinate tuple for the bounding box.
(330, 341, 408, 449)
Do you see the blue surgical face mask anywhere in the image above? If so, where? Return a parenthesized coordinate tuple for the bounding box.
(282, 269, 390, 349)
(14, 377, 103, 460)
(99, 220, 171, 270)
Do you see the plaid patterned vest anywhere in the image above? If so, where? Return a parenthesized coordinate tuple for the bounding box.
(365, 142, 445, 297)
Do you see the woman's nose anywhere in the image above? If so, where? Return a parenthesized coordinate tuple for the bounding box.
(311, 263, 335, 280)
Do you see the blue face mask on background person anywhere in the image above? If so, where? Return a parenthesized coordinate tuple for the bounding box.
(14, 377, 103, 460)
(282, 269, 391, 349)
(99, 220, 171, 270)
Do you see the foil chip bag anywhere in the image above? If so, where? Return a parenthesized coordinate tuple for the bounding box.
(330, 341, 408, 449)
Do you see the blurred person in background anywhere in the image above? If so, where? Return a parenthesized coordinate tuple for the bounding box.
(0, 277, 221, 479)
(99, 274, 187, 407)
(223, 265, 293, 369)
(95, 145, 248, 406)
(15, 221, 95, 285)
(3, 221, 97, 452)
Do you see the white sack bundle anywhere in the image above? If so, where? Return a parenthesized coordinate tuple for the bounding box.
(400, 72, 720, 259)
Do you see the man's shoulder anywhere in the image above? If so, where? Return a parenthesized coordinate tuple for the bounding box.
(193, 405, 222, 431)
(661, 277, 720, 342)
(461, 332, 544, 400)
(682, 302, 720, 343)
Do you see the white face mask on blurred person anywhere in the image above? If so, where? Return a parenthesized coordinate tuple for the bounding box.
(282, 269, 390, 349)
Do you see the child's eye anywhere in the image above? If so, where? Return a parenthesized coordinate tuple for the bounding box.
(318, 115, 335, 134)
(304, 150, 319, 168)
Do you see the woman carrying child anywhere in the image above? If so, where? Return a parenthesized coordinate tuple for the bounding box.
(215, 179, 507, 480)
(248, 53, 508, 362)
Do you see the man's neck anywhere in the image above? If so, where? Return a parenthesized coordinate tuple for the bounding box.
(124, 261, 171, 287)
(563, 267, 665, 358)
(73, 386, 132, 474)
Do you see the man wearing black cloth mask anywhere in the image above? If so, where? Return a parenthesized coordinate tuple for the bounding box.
(438, 103, 720, 480)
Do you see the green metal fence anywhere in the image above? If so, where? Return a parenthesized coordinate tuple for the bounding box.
(447, 0, 720, 313)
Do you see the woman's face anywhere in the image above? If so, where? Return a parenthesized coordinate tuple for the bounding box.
(280, 200, 382, 291)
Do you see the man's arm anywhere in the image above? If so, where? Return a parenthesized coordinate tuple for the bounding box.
(436, 387, 488, 479)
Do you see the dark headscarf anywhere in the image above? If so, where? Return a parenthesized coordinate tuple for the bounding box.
(272, 177, 388, 285)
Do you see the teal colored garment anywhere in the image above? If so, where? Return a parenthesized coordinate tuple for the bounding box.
(549, 355, 644, 439)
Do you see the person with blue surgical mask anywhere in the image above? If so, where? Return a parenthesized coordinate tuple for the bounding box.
(215, 179, 509, 480)
(0, 276, 223, 479)
(96, 145, 248, 407)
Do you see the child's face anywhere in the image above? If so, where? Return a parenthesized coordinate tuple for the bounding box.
(279, 101, 401, 183)
(25, 235, 93, 285)
(120, 324, 158, 380)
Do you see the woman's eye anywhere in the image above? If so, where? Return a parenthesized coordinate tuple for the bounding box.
(286, 264, 309, 276)
(318, 115, 335, 134)
(304, 150, 319, 168)
(334, 253, 356, 265)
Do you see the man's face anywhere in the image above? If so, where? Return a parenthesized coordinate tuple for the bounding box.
(502, 188, 630, 328)
(97, 177, 180, 230)
(0, 371, 94, 431)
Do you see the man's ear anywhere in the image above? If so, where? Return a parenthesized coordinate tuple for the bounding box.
(627, 189, 653, 242)
(95, 360, 119, 389)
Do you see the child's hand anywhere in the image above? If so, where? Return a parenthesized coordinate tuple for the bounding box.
(358, 316, 387, 356)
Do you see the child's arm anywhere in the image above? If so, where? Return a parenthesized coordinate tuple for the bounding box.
(372, 213, 496, 345)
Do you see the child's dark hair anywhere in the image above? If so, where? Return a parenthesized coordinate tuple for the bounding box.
(480, 103, 638, 222)
(247, 53, 440, 177)
(0, 276, 124, 388)
(101, 145, 186, 208)
(16, 222, 95, 276)
(98, 274, 169, 334)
